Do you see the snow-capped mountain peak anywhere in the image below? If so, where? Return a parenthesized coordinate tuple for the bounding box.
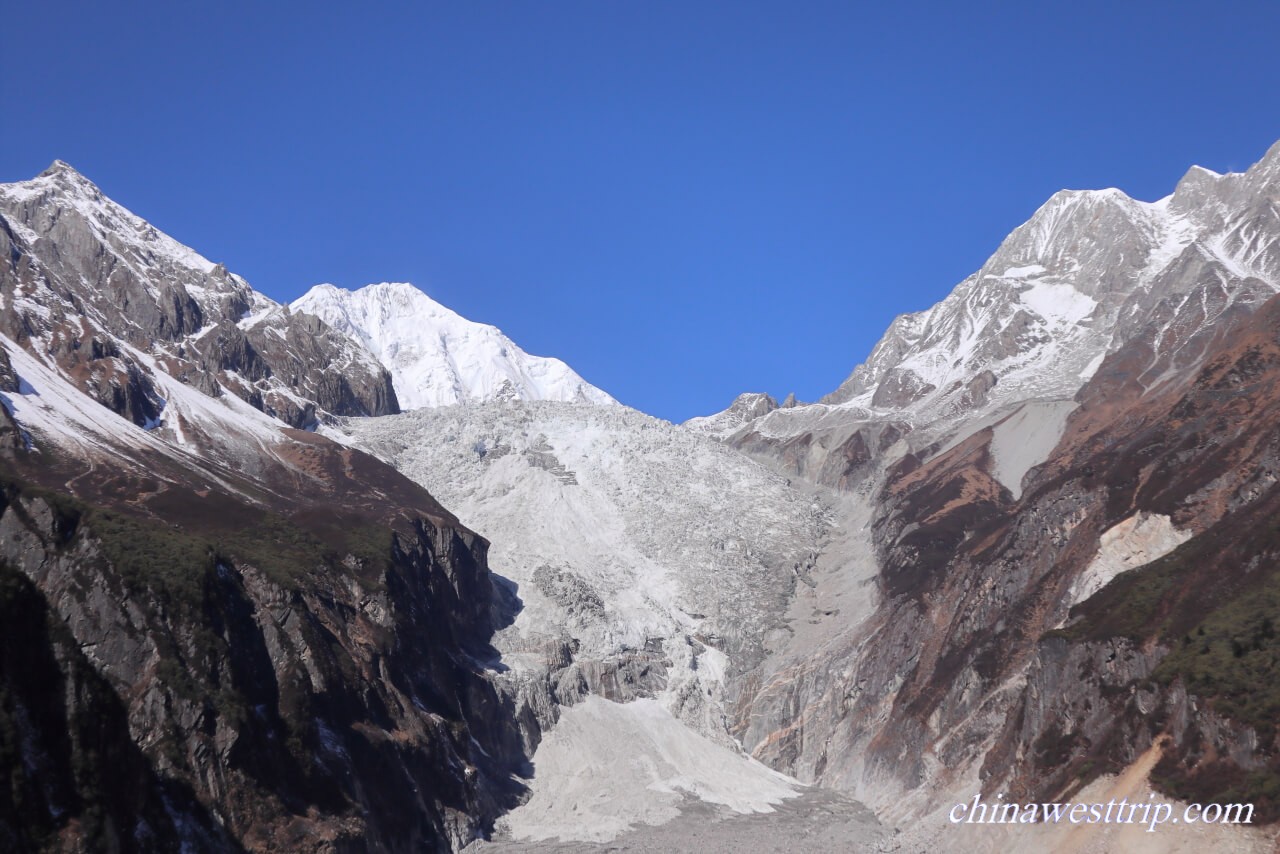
(705, 142, 1280, 436)
(292, 281, 617, 409)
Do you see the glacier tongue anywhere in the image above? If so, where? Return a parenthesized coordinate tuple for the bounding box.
(292, 282, 616, 409)
(327, 399, 822, 690)
(498, 696, 799, 843)
(326, 399, 826, 840)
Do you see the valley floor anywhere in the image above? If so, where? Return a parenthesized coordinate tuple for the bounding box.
(467, 775, 1280, 854)
(465, 787, 889, 853)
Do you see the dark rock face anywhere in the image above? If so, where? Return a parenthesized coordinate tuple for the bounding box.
(0, 561, 238, 854)
(958, 369, 997, 410)
(0, 469, 527, 852)
(870, 368, 936, 409)
(0, 164, 399, 429)
(0, 347, 18, 393)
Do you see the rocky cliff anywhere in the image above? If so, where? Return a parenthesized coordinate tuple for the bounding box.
(0, 377, 531, 851)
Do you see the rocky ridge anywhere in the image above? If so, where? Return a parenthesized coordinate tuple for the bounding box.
(0, 162, 399, 430)
(700, 140, 1280, 487)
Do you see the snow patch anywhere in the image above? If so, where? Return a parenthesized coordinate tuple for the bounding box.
(1067, 513, 1192, 608)
(1020, 281, 1096, 325)
(1078, 351, 1106, 380)
(1000, 264, 1047, 278)
(987, 400, 1077, 499)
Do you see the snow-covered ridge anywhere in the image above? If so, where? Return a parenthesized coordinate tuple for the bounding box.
(693, 141, 1280, 439)
(292, 282, 616, 409)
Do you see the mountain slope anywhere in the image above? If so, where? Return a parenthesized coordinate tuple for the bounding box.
(698, 141, 1280, 848)
(0, 164, 531, 851)
(293, 282, 616, 409)
(6, 138, 1280, 853)
(826, 144, 1280, 419)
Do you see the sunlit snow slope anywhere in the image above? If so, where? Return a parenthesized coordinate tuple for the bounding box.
(293, 282, 616, 409)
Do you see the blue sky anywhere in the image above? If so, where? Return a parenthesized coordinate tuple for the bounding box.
(4, 1, 1280, 421)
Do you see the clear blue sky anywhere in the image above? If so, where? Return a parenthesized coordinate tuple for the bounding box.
(4, 1, 1279, 421)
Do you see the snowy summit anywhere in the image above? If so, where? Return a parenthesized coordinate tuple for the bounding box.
(292, 282, 617, 409)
